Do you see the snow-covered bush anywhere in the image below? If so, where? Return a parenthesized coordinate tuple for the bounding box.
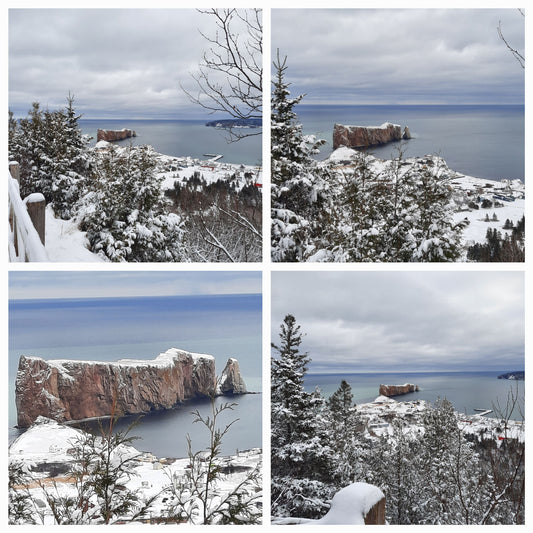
(78, 145, 185, 262)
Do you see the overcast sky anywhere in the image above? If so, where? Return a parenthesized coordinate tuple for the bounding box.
(272, 8, 525, 105)
(9, 271, 261, 300)
(8, 8, 253, 119)
(272, 271, 524, 373)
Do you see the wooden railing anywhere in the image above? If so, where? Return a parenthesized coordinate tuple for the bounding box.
(8, 162, 48, 262)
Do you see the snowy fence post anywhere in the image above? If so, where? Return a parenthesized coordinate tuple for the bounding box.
(9, 161, 20, 182)
(363, 496, 386, 525)
(271, 483, 386, 525)
(25, 194, 46, 246)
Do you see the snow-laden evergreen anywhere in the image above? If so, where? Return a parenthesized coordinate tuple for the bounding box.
(271, 54, 329, 262)
(271, 314, 335, 518)
(78, 145, 185, 262)
(9, 97, 92, 220)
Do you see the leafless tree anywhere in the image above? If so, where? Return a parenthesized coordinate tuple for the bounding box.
(498, 9, 525, 69)
(183, 9, 262, 142)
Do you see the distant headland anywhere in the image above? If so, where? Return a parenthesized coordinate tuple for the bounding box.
(206, 118, 262, 129)
(497, 371, 524, 381)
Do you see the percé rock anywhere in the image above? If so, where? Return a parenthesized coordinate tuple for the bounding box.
(218, 358, 247, 395)
(333, 123, 411, 149)
(96, 128, 136, 142)
(15, 349, 246, 428)
(379, 383, 419, 397)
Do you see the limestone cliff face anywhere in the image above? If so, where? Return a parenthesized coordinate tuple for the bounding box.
(333, 123, 410, 149)
(15, 348, 230, 427)
(96, 128, 136, 142)
(379, 383, 419, 397)
(218, 358, 247, 395)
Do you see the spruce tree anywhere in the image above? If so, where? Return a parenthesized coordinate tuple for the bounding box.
(271, 314, 333, 518)
(8, 96, 92, 219)
(271, 53, 327, 262)
(325, 380, 369, 487)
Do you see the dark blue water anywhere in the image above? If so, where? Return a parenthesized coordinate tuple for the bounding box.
(80, 119, 262, 166)
(305, 371, 524, 421)
(9, 294, 262, 457)
(297, 104, 524, 182)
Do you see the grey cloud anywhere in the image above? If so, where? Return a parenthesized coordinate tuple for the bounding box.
(9, 8, 245, 118)
(272, 8, 524, 104)
(271, 271, 524, 373)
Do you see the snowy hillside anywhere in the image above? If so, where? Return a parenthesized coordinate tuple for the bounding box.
(9, 417, 262, 524)
(41, 145, 262, 262)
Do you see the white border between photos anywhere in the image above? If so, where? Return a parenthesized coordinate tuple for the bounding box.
(2, 0, 530, 530)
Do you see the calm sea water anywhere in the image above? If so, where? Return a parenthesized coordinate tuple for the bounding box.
(297, 104, 524, 182)
(305, 371, 525, 421)
(80, 119, 262, 166)
(9, 294, 262, 458)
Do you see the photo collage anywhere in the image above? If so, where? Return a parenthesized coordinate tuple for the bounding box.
(5, 3, 526, 526)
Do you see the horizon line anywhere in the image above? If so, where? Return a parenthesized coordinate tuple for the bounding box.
(9, 292, 262, 302)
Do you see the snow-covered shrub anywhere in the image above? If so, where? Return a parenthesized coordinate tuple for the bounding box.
(78, 145, 185, 262)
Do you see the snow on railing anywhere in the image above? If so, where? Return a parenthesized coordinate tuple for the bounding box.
(272, 482, 386, 525)
(8, 162, 48, 262)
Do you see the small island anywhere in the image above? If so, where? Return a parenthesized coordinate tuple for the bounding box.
(497, 371, 524, 381)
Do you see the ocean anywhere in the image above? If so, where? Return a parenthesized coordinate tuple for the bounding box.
(80, 118, 262, 167)
(305, 371, 525, 421)
(297, 104, 525, 182)
(9, 294, 262, 458)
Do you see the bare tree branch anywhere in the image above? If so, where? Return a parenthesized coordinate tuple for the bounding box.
(498, 10, 525, 69)
(182, 8, 262, 142)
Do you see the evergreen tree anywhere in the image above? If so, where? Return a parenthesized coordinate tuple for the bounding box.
(271, 314, 333, 518)
(324, 380, 369, 487)
(271, 52, 328, 262)
(417, 398, 495, 524)
(8, 96, 92, 219)
(271, 52, 324, 187)
(371, 418, 425, 525)
(411, 163, 466, 262)
(8, 461, 37, 524)
(78, 145, 185, 262)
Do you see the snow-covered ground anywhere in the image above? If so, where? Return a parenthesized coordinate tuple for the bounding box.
(9, 417, 262, 525)
(449, 174, 525, 247)
(38, 144, 262, 262)
(356, 395, 524, 443)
